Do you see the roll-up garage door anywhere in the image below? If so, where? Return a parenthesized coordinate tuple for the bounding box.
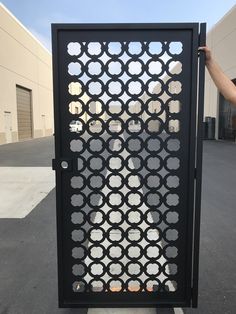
(16, 85, 32, 140)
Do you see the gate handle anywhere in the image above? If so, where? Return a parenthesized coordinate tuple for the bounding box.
(61, 161, 68, 169)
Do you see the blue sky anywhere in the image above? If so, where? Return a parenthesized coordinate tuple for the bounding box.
(1, 0, 236, 51)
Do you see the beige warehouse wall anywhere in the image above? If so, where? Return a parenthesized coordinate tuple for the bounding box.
(0, 4, 53, 144)
(205, 5, 236, 138)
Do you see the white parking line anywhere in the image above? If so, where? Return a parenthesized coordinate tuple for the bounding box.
(0, 167, 55, 218)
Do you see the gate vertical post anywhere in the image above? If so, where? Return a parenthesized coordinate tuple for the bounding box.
(192, 22, 206, 308)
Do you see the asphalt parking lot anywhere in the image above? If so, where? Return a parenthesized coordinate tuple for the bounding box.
(0, 137, 236, 314)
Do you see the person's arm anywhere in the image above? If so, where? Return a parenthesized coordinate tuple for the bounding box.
(199, 46, 236, 106)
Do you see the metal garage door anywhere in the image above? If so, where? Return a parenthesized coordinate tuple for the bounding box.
(52, 23, 206, 308)
(16, 85, 32, 140)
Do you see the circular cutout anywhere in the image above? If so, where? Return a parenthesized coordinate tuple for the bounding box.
(126, 117, 143, 135)
(144, 261, 161, 277)
(87, 80, 104, 97)
(107, 100, 124, 116)
(89, 227, 105, 243)
(107, 59, 124, 76)
(126, 209, 143, 226)
(148, 42, 163, 56)
(169, 42, 183, 55)
(88, 209, 106, 226)
(69, 100, 84, 116)
(71, 193, 86, 208)
(126, 155, 143, 172)
(88, 244, 106, 260)
(164, 156, 180, 171)
(146, 78, 164, 97)
(144, 191, 162, 207)
(164, 211, 179, 224)
(127, 42, 143, 56)
(107, 136, 124, 154)
(107, 173, 124, 190)
(72, 263, 86, 276)
(165, 138, 180, 152)
(126, 137, 143, 154)
(88, 174, 105, 190)
(67, 42, 82, 56)
(107, 278, 124, 292)
(107, 243, 124, 260)
(144, 137, 162, 154)
(164, 175, 180, 189)
(107, 227, 125, 243)
(107, 191, 124, 207)
(126, 191, 143, 207)
(126, 227, 143, 243)
(106, 42, 123, 56)
(144, 227, 161, 242)
(126, 261, 143, 277)
(71, 212, 86, 225)
(71, 229, 86, 243)
(127, 99, 144, 116)
(164, 228, 179, 242)
(126, 79, 144, 97)
(165, 245, 178, 259)
(87, 137, 106, 154)
(89, 262, 105, 277)
(107, 155, 124, 172)
(71, 176, 85, 189)
(126, 243, 142, 260)
(144, 244, 161, 259)
(87, 42, 103, 56)
(146, 98, 164, 116)
(107, 209, 124, 225)
(88, 191, 105, 208)
(126, 59, 144, 76)
(107, 261, 124, 276)
(72, 246, 86, 259)
(147, 59, 164, 76)
(144, 209, 162, 226)
(72, 280, 86, 292)
(106, 79, 124, 97)
(68, 82, 83, 96)
(125, 173, 142, 190)
(164, 192, 179, 207)
(87, 59, 104, 77)
(144, 155, 162, 172)
(144, 173, 162, 190)
(68, 62, 83, 76)
(88, 156, 105, 172)
(70, 138, 86, 153)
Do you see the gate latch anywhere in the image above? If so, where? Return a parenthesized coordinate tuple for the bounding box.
(52, 158, 73, 171)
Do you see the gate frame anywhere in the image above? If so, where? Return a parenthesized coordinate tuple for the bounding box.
(51, 23, 206, 308)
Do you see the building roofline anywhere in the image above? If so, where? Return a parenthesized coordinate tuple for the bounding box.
(0, 2, 51, 55)
(207, 4, 236, 35)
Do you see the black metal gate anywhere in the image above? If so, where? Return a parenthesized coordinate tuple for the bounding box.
(52, 23, 205, 308)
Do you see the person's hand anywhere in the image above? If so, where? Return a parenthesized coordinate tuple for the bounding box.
(198, 46, 212, 65)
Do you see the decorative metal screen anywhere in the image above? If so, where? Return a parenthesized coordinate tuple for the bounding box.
(52, 24, 205, 308)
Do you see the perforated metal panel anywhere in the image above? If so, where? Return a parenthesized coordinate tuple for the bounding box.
(52, 24, 205, 308)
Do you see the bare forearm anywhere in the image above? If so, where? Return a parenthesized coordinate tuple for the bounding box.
(206, 59, 236, 105)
